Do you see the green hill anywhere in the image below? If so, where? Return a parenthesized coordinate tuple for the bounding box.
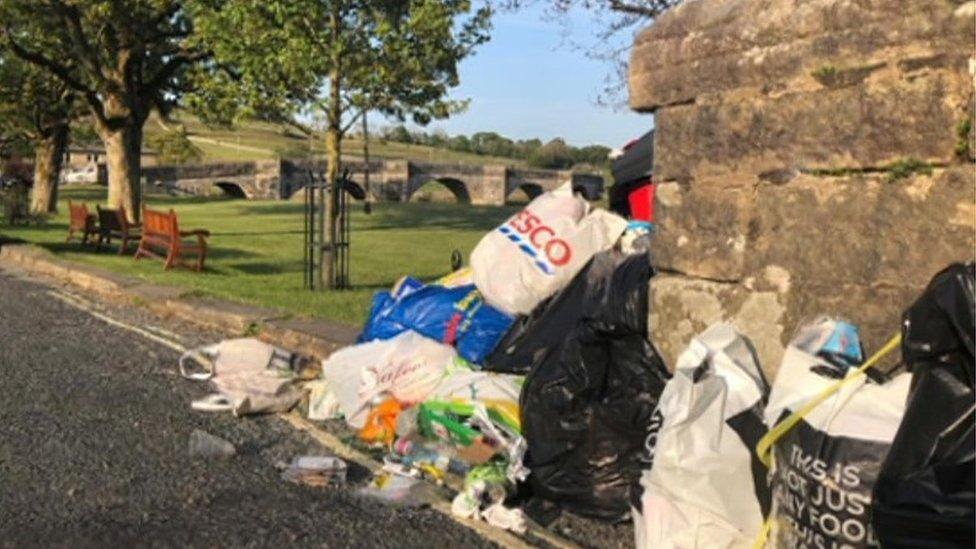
(146, 114, 526, 166)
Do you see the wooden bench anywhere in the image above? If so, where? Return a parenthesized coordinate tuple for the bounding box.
(95, 205, 142, 255)
(66, 201, 97, 244)
(134, 206, 210, 271)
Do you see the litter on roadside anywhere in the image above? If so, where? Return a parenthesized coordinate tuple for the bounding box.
(320, 331, 456, 428)
(517, 250, 670, 521)
(634, 323, 770, 549)
(873, 263, 975, 547)
(188, 429, 236, 459)
(179, 338, 310, 416)
(280, 455, 347, 487)
(470, 182, 628, 315)
(356, 470, 441, 507)
(451, 462, 527, 534)
(358, 273, 514, 365)
(173, 176, 974, 545)
(759, 322, 910, 549)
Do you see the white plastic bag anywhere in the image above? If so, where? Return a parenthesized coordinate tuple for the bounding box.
(470, 182, 628, 315)
(178, 338, 304, 416)
(306, 379, 340, 421)
(762, 330, 909, 549)
(429, 361, 523, 404)
(320, 331, 456, 428)
(634, 323, 771, 549)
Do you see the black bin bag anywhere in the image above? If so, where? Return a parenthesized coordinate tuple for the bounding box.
(500, 250, 671, 521)
(872, 262, 976, 548)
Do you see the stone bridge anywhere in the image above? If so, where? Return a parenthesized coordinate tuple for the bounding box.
(141, 157, 603, 205)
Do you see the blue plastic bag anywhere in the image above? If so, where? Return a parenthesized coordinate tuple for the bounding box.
(359, 277, 425, 343)
(359, 279, 514, 365)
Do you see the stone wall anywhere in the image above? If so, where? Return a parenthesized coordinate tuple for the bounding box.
(629, 0, 976, 375)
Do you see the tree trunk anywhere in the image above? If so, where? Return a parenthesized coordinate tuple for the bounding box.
(101, 122, 143, 222)
(362, 111, 372, 212)
(30, 124, 69, 214)
(324, 71, 342, 290)
(323, 0, 344, 290)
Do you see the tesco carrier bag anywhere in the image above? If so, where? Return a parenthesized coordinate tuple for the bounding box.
(633, 323, 770, 549)
(757, 324, 910, 549)
(470, 182, 627, 315)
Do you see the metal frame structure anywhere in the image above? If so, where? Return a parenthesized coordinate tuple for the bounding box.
(303, 169, 352, 290)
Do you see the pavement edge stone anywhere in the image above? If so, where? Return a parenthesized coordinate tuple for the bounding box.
(0, 243, 356, 359)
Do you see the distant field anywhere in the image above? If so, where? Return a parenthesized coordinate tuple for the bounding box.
(2, 185, 517, 326)
(146, 115, 526, 167)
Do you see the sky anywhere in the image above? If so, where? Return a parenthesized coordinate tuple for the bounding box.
(402, 4, 654, 148)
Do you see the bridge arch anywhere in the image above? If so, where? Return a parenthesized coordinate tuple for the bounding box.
(214, 181, 249, 199)
(506, 182, 544, 203)
(408, 178, 471, 204)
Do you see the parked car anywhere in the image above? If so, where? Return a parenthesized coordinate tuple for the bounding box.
(571, 175, 605, 201)
(63, 164, 98, 184)
(609, 130, 654, 219)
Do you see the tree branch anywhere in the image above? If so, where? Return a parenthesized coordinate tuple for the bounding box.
(340, 109, 364, 136)
(51, 1, 104, 79)
(141, 49, 209, 101)
(2, 29, 92, 95)
(607, 0, 673, 17)
(284, 117, 314, 137)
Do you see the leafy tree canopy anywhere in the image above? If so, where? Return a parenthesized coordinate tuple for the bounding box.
(187, 0, 492, 132)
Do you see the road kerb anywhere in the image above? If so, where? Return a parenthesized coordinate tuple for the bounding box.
(0, 243, 355, 359)
(2, 243, 582, 549)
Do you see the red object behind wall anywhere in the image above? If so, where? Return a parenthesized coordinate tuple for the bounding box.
(628, 183, 656, 223)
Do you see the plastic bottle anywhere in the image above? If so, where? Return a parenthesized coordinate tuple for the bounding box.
(393, 438, 470, 476)
(188, 429, 236, 459)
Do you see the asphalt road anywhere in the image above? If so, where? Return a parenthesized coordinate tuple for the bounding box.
(0, 270, 493, 548)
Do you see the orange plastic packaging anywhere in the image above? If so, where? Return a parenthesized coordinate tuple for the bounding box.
(358, 398, 404, 446)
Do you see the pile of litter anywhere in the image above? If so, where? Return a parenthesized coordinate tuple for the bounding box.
(299, 182, 669, 532)
(633, 263, 975, 549)
(177, 180, 975, 548)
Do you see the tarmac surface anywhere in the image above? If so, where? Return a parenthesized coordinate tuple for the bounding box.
(0, 270, 494, 548)
(0, 266, 635, 548)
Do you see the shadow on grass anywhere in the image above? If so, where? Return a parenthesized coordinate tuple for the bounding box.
(2, 220, 67, 235)
(35, 241, 261, 265)
(227, 261, 302, 275)
(37, 242, 102, 255)
(0, 235, 27, 246)
(203, 247, 261, 261)
(236, 203, 307, 216)
(210, 230, 305, 237)
(241, 201, 517, 232)
(359, 205, 514, 232)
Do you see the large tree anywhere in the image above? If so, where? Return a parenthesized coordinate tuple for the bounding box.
(0, 53, 75, 214)
(0, 1, 206, 220)
(189, 0, 491, 288)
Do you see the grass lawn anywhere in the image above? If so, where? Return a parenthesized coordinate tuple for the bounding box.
(1, 185, 518, 326)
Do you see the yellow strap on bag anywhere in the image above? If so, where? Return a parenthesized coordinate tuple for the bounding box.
(751, 333, 901, 549)
(753, 518, 773, 549)
(755, 333, 901, 469)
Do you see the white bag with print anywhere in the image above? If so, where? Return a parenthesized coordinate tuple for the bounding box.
(470, 182, 627, 315)
(320, 331, 456, 428)
(763, 332, 910, 549)
(634, 323, 770, 549)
